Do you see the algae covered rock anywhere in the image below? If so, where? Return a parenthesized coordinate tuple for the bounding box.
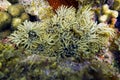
(0, 52, 118, 80)
(19, 0, 54, 20)
(12, 17, 22, 29)
(112, 0, 120, 11)
(6, 4, 29, 30)
(0, 11, 11, 30)
(8, 4, 25, 17)
(0, 30, 11, 39)
(20, 13, 29, 22)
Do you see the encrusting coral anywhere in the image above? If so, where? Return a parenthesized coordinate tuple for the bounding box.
(0, 40, 118, 80)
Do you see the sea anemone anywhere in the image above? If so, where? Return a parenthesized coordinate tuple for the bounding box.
(9, 20, 42, 49)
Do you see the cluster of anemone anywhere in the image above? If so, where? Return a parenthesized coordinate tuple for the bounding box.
(9, 5, 116, 59)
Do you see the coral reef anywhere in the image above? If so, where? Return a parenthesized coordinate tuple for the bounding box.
(0, 0, 120, 79)
(19, 0, 54, 20)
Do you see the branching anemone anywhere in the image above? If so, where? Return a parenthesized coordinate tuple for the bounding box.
(9, 20, 43, 49)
